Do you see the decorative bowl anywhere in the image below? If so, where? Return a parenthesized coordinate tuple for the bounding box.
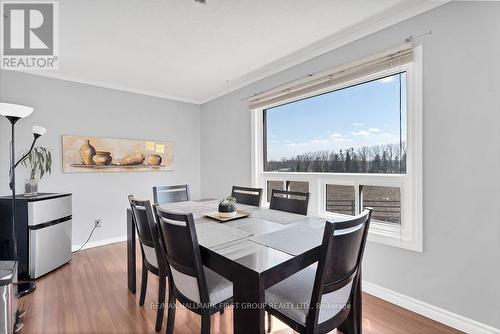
(93, 151, 112, 166)
(148, 154, 162, 166)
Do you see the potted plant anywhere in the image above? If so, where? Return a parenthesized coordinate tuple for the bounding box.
(218, 196, 237, 218)
(20, 146, 52, 196)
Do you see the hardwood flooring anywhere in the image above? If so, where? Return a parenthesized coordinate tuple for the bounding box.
(19, 241, 462, 334)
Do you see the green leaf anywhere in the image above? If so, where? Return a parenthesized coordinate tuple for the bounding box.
(21, 146, 53, 178)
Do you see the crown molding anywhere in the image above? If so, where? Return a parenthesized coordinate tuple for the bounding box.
(3, 1, 449, 105)
(198, 0, 450, 104)
(2, 69, 202, 105)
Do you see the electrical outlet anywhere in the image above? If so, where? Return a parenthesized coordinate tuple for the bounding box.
(95, 219, 102, 228)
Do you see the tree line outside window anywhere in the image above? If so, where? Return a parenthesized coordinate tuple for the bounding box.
(265, 142, 406, 174)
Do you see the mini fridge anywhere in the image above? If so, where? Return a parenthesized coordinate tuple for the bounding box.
(0, 193, 72, 280)
(28, 194, 72, 278)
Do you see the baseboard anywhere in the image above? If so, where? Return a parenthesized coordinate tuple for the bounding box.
(71, 235, 127, 252)
(363, 281, 500, 334)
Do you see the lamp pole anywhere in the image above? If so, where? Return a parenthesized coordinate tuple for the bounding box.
(8, 117, 18, 271)
(7, 118, 41, 297)
(0, 103, 42, 297)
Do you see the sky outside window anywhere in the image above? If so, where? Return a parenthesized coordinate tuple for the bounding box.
(264, 72, 407, 174)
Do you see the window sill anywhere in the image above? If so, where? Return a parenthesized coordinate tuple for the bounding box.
(368, 221, 422, 252)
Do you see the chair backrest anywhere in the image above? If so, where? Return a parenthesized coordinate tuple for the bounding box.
(269, 189, 309, 215)
(307, 209, 372, 329)
(153, 205, 209, 305)
(153, 184, 190, 204)
(231, 186, 262, 207)
(128, 195, 166, 271)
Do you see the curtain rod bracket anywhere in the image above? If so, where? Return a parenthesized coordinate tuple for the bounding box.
(405, 30, 432, 44)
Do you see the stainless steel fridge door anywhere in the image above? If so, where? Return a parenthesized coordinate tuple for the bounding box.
(29, 219, 72, 279)
(28, 196, 72, 227)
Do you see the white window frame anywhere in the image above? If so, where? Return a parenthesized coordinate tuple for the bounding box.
(251, 46, 423, 252)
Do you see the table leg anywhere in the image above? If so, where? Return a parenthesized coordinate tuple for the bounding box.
(127, 209, 136, 294)
(339, 270, 362, 334)
(233, 272, 265, 334)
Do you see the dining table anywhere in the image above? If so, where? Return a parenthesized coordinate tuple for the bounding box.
(126, 199, 362, 334)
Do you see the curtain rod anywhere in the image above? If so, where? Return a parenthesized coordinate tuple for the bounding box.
(241, 31, 432, 102)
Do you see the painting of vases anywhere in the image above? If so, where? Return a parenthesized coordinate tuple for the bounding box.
(62, 136, 174, 173)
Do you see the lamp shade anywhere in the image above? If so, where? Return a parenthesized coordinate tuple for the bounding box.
(33, 125, 47, 136)
(0, 103, 34, 118)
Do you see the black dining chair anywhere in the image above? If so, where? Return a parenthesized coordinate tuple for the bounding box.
(153, 205, 233, 334)
(153, 184, 190, 204)
(265, 209, 372, 334)
(269, 189, 310, 215)
(128, 195, 168, 332)
(231, 185, 263, 207)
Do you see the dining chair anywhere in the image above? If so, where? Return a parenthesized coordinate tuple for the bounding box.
(153, 184, 190, 204)
(265, 209, 372, 334)
(231, 185, 263, 207)
(269, 189, 310, 215)
(153, 205, 233, 334)
(128, 195, 168, 332)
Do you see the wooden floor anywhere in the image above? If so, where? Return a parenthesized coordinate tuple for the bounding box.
(19, 242, 462, 334)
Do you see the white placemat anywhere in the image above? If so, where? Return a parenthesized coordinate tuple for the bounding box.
(249, 224, 324, 256)
(288, 216, 329, 229)
(196, 222, 253, 248)
(250, 208, 307, 225)
(160, 201, 214, 218)
(224, 217, 287, 235)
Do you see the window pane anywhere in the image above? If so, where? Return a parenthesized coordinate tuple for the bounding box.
(287, 181, 309, 193)
(286, 181, 309, 200)
(266, 180, 283, 202)
(361, 185, 401, 224)
(326, 185, 355, 215)
(264, 72, 407, 174)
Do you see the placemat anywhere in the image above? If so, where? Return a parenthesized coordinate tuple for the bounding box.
(249, 224, 324, 256)
(250, 209, 307, 225)
(196, 222, 253, 248)
(161, 201, 214, 218)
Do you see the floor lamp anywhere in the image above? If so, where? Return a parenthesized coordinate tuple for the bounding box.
(0, 103, 46, 297)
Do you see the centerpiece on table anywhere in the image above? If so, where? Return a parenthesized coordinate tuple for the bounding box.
(204, 196, 250, 222)
(218, 196, 237, 218)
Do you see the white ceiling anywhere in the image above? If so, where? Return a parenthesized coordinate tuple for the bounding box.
(29, 0, 445, 103)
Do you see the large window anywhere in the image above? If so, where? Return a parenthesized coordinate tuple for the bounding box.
(264, 72, 406, 226)
(264, 72, 407, 174)
(251, 46, 423, 251)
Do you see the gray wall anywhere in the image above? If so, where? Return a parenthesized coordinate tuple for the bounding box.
(0, 71, 201, 246)
(200, 1, 500, 329)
